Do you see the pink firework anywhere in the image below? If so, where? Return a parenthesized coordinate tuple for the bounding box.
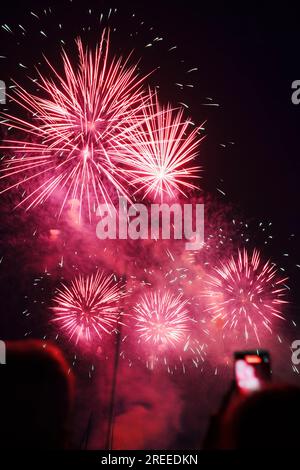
(133, 290, 191, 349)
(52, 271, 126, 344)
(0, 29, 149, 219)
(116, 94, 202, 200)
(204, 248, 288, 342)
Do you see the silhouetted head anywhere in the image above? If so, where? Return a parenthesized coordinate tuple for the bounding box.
(220, 384, 300, 449)
(0, 340, 74, 449)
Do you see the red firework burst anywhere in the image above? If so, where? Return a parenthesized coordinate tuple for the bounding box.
(52, 270, 126, 344)
(116, 94, 202, 200)
(133, 290, 191, 349)
(204, 248, 288, 342)
(0, 29, 149, 219)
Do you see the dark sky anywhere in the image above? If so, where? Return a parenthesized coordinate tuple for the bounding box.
(1, 2, 300, 228)
(1, 1, 300, 323)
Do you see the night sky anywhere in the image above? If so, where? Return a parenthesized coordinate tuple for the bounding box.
(1, 4, 300, 230)
(1, 1, 300, 318)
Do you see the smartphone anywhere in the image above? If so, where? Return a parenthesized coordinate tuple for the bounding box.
(234, 350, 271, 394)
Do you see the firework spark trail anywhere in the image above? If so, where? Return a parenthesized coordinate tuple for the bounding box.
(0, 29, 151, 219)
(116, 93, 203, 200)
(133, 290, 191, 348)
(51, 270, 126, 344)
(203, 248, 288, 342)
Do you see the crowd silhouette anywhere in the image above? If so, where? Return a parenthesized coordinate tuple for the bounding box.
(0, 339, 299, 450)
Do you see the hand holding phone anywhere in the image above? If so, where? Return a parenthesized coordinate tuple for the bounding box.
(234, 350, 271, 394)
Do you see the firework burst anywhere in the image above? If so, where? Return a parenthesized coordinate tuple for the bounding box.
(133, 290, 191, 349)
(116, 94, 202, 200)
(204, 248, 288, 342)
(51, 270, 126, 344)
(0, 29, 150, 219)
